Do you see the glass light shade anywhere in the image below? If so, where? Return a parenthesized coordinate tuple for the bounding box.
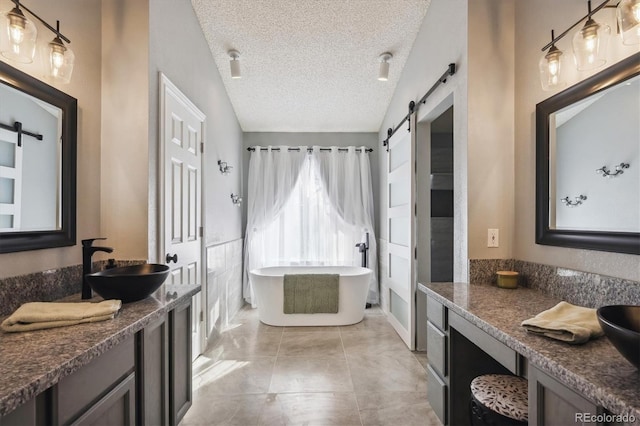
(572, 18, 610, 71)
(539, 45, 566, 91)
(230, 58, 241, 79)
(0, 7, 37, 63)
(48, 38, 74, 84)
(378, 61, 390, 81)
(617, 0, 640, 45)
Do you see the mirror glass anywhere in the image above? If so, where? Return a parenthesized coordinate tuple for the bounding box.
(536, 52, 640, 255)
(549, 74, 639, 233)
(0, 82, 63, 232)
(0, 60, 76, 253)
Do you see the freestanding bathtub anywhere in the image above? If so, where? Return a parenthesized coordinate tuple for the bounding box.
(249, 266, 372, 326)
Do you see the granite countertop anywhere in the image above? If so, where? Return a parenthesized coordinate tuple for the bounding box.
(0, 283, 200, 417)
(419, 282, 640, 422)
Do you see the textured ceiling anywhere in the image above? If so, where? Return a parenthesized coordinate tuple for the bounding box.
(191, 0, 430, 132)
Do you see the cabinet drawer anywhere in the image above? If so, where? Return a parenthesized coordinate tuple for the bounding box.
(427, 296, 447, 331)
(71, 373, 135, 426)
(449, 311, 517, 374)
(427, 320, 447, 377)
(426, 364, 447, 425)
(56, 335, 135, 425)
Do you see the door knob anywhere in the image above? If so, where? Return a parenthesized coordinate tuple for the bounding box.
(166, 253, 178, 264)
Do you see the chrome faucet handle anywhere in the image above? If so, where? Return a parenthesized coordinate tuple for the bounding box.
(82, 238, 107, 247)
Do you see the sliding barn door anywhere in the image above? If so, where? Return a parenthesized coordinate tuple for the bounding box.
(385, 116, 417, 350)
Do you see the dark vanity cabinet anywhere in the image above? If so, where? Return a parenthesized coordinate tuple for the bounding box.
(421, 287, 634, 426)
(0, 299, 193, 426)
(425, 295, 448, 424)
(529, 366, 600, 426)
(169, 300, 193, 426)
(138, 299, 192, 426)
(137, 315, 169, 425)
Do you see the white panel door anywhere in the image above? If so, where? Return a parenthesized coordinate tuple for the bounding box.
(160, 74, 205, 361)
(0, 128, 22, 231)
(385, 117, 416, 350)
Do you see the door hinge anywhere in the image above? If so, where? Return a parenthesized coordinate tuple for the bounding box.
(199, 311, 204, 322)
(414, 247, 417, 259)
(199, 226, 203, 238)
(200, 142, 204, 153)
(415, 203, 417, 216)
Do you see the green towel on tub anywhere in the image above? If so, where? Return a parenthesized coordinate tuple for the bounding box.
(283, 274, 339, 314)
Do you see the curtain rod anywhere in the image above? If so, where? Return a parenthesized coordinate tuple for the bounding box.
(247, 147, 373, 153)
(382, 63, 456, 152)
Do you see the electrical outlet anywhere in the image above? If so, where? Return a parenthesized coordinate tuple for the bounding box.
(488, 229, 499, 248)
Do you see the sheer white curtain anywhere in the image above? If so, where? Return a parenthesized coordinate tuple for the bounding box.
(243, 146, 307, 305)
(312, 146, 378, 304)
(244, 145, 379, 305)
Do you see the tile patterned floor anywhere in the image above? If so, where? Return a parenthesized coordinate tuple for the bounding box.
(180, 305, 443, 426)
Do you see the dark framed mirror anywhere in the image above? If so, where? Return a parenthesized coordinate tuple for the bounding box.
(0, 61, 77, 253)
(536, 52, 640, 255)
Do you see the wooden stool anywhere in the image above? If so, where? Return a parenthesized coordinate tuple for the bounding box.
(470, 374, 528, 425)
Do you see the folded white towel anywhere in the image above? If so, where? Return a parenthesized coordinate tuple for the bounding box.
(521, 301, 603, 344)
(1, 300, 122, 333)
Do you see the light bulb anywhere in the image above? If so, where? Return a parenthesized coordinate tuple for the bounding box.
(7, 8, 26, 45)
(581, 20, 599, 52)
(50, 39, 66, 69)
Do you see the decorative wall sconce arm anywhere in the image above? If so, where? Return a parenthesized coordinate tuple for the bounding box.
(230, 193, 242, 206)
(218, 160, 233, 174)
(560, 194, 587, 206)
(595, 162, 630, 177)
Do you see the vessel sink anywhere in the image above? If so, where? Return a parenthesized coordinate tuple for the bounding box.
(597, 305, 640, 369)
(86, 264, 170, 303)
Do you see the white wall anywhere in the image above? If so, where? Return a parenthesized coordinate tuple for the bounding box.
(101, 0, 150, 261)
(242, 132, 379, 235)
(149, 0, 243, 251)
(514, 0, 640, 281)
(378, 0, 469, 282)
(0, 0, 102, 278)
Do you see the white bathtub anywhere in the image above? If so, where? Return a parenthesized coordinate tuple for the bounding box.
(249, 266, 372, 326)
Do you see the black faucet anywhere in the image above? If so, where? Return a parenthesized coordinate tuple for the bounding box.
(82, 238, 114, 299)
(355, 232, 370, 268)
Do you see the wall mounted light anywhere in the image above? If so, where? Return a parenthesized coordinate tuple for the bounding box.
(228, 50, 241, 79)
(572, 1, 610, 71)
(218, 160, 233, 174)
(539, 30, 566, 91)
(596, 162, 630, 177)
(561, 194, 587, 207)
(617, 0, 640, 44)
(0, 1, 73, 82)
(230, 193, 242, 206)
(538, 0, 629, 90)
(1, 1, 37, 63)
(378, 52, 392, 81)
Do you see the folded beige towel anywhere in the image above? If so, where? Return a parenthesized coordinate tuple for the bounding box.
(521, 301, 603, 344)
(1, 300, 122, 333)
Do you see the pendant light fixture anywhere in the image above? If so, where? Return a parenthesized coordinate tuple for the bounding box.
(0, 1, 73, 83)
(617, 0, 640, 45)
(1, 1, 37, 63)
(378, 52, 392, 81)
(228, 50, 241, 79)
(539, 30, 566, 91)
(572, 0, 610, 71)
(48, 21, 74, 84)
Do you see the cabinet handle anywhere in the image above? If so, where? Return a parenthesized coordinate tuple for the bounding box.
(166, 253, 178, 264)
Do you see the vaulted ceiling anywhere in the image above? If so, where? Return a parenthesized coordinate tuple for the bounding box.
(191, 0, 430, 132)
